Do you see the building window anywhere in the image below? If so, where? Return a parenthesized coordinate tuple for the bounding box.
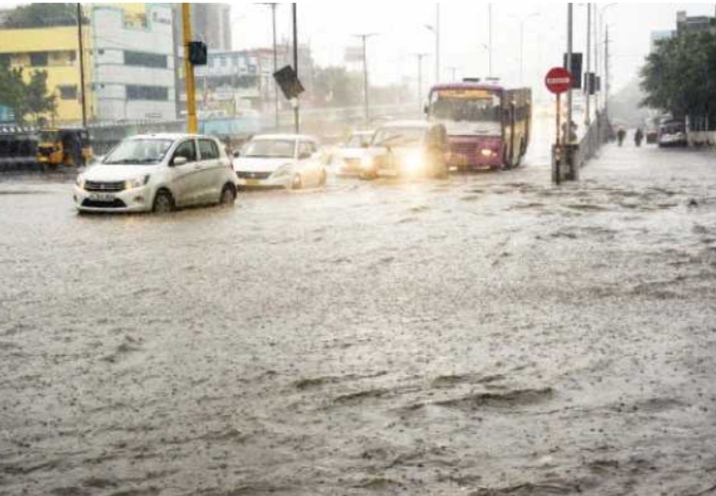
(220, 57, 227, 67)
(58, 85, 77, 100)
(124, 50, 168, 69)
(30, 52, 48, 67)
(126, 85, 169, 101)
(69, 51, 77, 63)
(0, 54, 9, 67)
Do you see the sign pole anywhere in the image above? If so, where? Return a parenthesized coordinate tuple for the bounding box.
(555, 92, 561, 184)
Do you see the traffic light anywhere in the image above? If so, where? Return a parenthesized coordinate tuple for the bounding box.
(563, 52, 583, 89)
(188, 41, 207, 65)
(273, 65, 305, 100)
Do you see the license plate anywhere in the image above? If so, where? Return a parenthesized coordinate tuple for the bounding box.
(245, 179, 260, 186)
(89, 193, 115, 202)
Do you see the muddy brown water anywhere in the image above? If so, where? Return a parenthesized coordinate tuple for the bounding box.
(2, 139, 716, 495)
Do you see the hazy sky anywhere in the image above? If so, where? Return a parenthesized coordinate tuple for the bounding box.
(229, 2, 715, 100)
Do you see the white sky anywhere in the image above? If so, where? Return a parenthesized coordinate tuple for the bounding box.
(229, 2, 715, 100)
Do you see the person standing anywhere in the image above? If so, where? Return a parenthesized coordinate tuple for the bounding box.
(617, 127, 626, 147)
(634, 128, 644, 147)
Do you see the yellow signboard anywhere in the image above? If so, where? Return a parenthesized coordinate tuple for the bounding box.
(437, 89, 495, 99)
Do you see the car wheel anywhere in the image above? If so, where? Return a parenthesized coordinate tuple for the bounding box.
(153, 189, 175, 213)
(292, 173, 303, 190)
(318, 168, 327, 187)
(219, 183, 237, 206)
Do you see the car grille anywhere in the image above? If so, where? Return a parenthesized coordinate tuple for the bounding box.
(81, 198, 127, 209)
(84, 180, 126, 192)
(236, 171, 272, 180)
(343, 158, 361, 170)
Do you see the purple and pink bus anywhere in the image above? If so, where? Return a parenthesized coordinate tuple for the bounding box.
(425, 81, 532, 171)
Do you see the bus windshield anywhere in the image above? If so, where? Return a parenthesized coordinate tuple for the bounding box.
(428, 89, 502, 136)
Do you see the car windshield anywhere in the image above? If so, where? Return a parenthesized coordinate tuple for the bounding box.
(371, 128, 424, 147)
(103, 139, 173, 165)
(242, 139, 295, 158)
(345, 134, 371, 148)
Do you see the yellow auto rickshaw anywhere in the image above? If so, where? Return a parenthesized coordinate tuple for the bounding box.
(37, 128, 92, 167)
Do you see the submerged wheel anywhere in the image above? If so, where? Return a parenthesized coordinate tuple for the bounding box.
(153, 189, 175, 213)
(219, 183, 237, 206)
(318, 168, 327, 187)
(292, 173, 303, 190)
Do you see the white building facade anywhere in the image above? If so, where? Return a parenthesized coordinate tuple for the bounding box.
(90, 5, 177, 122)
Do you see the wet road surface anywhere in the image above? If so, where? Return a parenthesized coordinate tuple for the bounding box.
(2, 138, 716, 495)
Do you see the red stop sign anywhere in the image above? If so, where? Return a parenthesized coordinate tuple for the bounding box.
(545, 67, 572, 94)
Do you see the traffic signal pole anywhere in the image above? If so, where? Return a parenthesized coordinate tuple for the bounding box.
(76, 3, 87, 128)
(182, 3, 198, 134)
(292, 3, 299, 134)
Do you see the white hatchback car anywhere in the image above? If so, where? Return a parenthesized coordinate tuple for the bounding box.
(74, 133, 238, 213)
(232, 134, 327, 189)
(330, 130, 373, 176)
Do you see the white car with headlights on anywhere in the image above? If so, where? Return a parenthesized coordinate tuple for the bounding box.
(360, 121, 449, 180)
(74, 133, 238, 213)
(232, 134, 328, 190)
(330, 130, 373, 176)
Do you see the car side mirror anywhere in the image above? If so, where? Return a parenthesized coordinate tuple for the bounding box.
(423, 104, 429, 115)
(172, 156, 188, 167)
(299, 152, 311, 160)
(233, 150, 241, 158)
(361, 142, 369, 148)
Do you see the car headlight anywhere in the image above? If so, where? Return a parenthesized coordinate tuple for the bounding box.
(404, 151, 424, 173)
(125, 174, 150, 190)
(361, 154, 374, 170)
(76, 175, 85, 189)
(272, 163, 293, 178)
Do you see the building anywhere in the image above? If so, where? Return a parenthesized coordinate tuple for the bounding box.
(0, 25, 85, 124)
(193, 4, 232, 51)
(90, 4, 176, 122)
(676, 10, 713, 35)
(0, 3, 177, 125)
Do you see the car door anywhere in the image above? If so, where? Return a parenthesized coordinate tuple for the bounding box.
(168, 139, 201, 207)
(197, 138, 224, 203)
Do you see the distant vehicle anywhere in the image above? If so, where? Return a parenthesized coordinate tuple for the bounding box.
(425, 81, 531, 171)
(38, 128, 92, 167)
(232, 134, 328, 189)
(74, 133, 237, 213)
(330, 130, 373, 176)
(658, 120, 687, 147)
(359, 120, 449, 180)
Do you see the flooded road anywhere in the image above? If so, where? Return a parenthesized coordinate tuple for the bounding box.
(2, 139, 716, 496)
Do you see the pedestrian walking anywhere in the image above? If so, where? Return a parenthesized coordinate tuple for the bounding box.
(634, 128, 644, 147)
(617, 127, 626, 147)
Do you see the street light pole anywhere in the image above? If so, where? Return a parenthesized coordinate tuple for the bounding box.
(436, 4, 440, 84)
(76, 3, 87, 128)
(488, 3, 493, 77)
(263, 3, 279, 129)
(414, 53, 428, 115)
(585, 3, 591, 126)
(182, 3, 198, 134)
(566, 3, 573, 146)
(597, 3, 616, 111)
(292, 3, 299, 133)
(353, 33, 377, 124)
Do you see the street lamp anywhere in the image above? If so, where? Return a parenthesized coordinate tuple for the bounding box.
(597, 3, 617, 111)
(259, 3, 280, 129)
(353, 33, 377, 123)
(413, 53, 429, 114)
(510, 12, 540, 86)
(424, 4, 440, 84)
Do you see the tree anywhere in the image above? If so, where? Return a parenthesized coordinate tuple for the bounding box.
(2, 3, 77, 29)
(25, 71, 56, 123)
(640, 30, 716, 129)
(0, 64, 29, 123)
(312, 66, 362, 107)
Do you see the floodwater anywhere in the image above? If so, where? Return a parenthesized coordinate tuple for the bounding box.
(2, 132, 716, 496)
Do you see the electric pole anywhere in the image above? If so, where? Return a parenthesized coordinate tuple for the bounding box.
(261, 3, 279, 129)
(182, 3, 198, 133)
(353, 33, 377, 124)
(292, 3, 299, 133)
(488, 4, 493, 77)
(414, 53, 428, 114)
(76, 3, 87, 128)
(565, 3, 573, 146)
(585, 3, 591, 126)
(605, 25, 610, 119)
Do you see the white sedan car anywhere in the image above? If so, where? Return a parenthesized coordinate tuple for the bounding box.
(330, 130, 373, 176)
(233, 134, 327, 189)
(74, 133, 238, 213)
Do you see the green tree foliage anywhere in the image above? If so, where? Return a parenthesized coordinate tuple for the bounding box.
(313, 66, 363, 107)
(0, 65, 30, 122)
(26, 71, 56, 122)
(640, 30, 716, 126)
(0, 66, 55, 124)
(2, 3, 77, 29)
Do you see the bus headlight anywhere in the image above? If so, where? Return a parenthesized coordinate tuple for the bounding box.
(481, 149, 496, 157)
